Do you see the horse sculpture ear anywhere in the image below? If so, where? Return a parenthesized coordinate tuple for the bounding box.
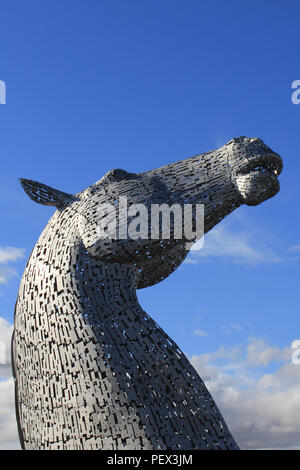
(19, 178, 79, 208)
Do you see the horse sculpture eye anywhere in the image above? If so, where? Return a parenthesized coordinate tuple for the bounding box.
(109, 169, 139, 181)
(111, 169, 127, 178)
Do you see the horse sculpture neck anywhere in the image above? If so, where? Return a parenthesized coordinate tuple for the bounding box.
(13, 137, 283, 449)
(13, 207, 238, 450)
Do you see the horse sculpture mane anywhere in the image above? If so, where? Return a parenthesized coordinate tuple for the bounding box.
(12, 137, 283, 449)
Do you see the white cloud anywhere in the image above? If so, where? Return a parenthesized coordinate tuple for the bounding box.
(0, 247, 25, 285)
(0, 267, 18, 285)
(190, 337, 300, 449)
(0, 247, 24, 264)
(0, 317, 20, 449)
(193, 328, 210, 337)
(0, 250, 23, 447)
(0, 317, 13, 370)
(221, 323, 244, 335)
(246, 336, 290, 367)
(288, 245, 300, 253)
(187, 224, 279, 265)
(0, 378, 21, 449)
(184, 212, 300, 267)
(230, 323, 243, 332)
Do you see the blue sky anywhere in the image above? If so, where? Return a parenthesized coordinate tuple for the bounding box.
(0, 0, 300, 449)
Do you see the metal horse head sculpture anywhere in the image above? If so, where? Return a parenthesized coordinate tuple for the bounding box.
(12, 137, 282, 449)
